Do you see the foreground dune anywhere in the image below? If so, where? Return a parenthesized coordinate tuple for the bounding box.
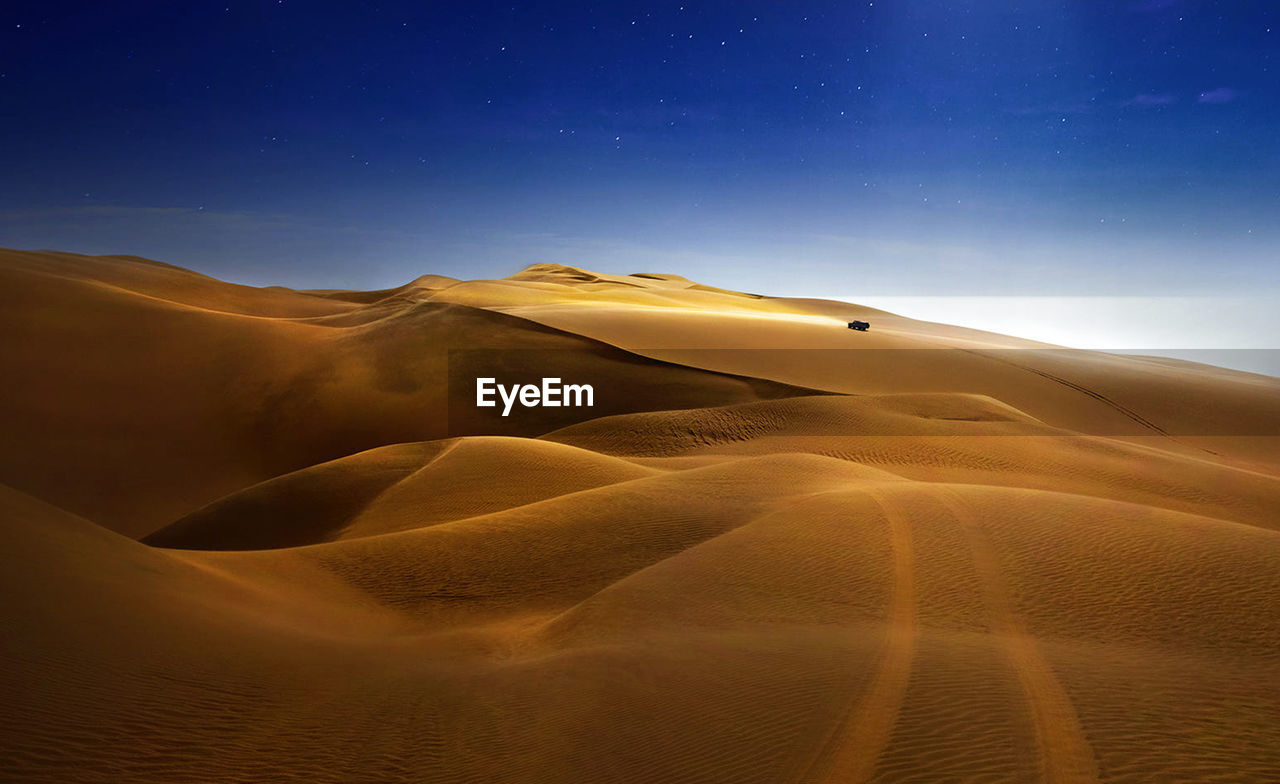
(2, 250, 1278, 782)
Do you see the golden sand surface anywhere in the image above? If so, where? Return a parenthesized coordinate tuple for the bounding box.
(2, 249, 1278, 782)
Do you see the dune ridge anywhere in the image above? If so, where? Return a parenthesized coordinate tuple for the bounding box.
(2, 249, 1278, 783)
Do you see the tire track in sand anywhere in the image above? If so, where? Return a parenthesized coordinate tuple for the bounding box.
(936, 486, 1101, 784)
(959, 348, 1170, 436)
(796, 486, 918, 784)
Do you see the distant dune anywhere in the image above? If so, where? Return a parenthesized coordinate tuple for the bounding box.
(2, 249, 1278, 783)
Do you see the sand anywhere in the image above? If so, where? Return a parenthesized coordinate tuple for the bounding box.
(2, 250, 1278, 783)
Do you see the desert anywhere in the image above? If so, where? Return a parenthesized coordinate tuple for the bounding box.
(1, 248, 1278, 783)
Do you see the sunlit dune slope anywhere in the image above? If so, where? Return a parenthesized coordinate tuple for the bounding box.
(437, 264, 1280, 467)
(2, 251, 1279, 783)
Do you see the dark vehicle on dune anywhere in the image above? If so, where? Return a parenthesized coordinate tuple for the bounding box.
(847, 320, 870, 332)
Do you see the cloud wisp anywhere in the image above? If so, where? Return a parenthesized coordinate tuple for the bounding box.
(1197, 87, 1240, 104)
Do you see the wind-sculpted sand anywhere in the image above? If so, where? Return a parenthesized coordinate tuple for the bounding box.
(2, 250, 1278, 782)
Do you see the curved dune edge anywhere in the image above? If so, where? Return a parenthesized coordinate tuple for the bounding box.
(2, 250, 1279, 782)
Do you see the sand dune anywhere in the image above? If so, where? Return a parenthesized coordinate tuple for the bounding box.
(545, 394, 1280, 531)
(0, 250, 810, 536)
(147, 437, 662, 549)
(2, 250, 1278, 782)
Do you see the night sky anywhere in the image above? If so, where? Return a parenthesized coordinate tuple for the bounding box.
(1, 1, 1276, 296)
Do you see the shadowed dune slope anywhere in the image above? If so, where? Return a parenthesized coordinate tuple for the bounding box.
(142, 441, 454, 550)
(3, 252, 1279, 783)
(146, 437, 662, 549)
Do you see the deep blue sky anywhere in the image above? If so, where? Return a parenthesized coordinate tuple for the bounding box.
(1, 1, 1275, 295)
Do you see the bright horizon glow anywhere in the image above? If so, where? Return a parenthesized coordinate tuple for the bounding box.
(840, 296, 1280, 378)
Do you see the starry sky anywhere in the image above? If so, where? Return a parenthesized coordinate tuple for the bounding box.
(1, 1, 1276, 298)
